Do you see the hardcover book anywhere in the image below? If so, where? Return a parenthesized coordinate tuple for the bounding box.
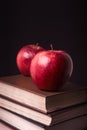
(0, 75, 87, 113)
(1, 97, 87, 126)
(1, 108, 87, 130)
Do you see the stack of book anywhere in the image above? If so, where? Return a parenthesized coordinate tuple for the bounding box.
(0, 75, 87, 130)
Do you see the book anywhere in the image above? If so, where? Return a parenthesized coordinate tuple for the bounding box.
(0, 121, 16, 130)
(0, 75, 87, 113)
(1, 97, 87, 126)
(1, 108, 87, 130)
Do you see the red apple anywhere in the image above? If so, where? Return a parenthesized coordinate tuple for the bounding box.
(16, 44, 45, 76)
(30, 50, 73, 91)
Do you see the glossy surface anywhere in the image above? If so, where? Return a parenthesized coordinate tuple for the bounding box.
(16, 44, 45, 76)
(30, 50, 73, 91)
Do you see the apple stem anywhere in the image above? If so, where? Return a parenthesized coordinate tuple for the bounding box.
(36, 43, 39, 46)
(50, 44, 53, 50)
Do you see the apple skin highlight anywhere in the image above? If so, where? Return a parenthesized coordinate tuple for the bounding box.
(30, 50, 73, 91)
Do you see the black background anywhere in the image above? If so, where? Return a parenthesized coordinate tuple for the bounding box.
(0, 1, 87, 86)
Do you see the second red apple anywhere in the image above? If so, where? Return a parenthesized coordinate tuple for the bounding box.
(16, 44, 45, 76)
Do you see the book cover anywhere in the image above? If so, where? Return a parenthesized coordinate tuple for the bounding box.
(1, 97, 87, 126)
(1, 108, 87, 130)
(0, 75, 87, 113)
